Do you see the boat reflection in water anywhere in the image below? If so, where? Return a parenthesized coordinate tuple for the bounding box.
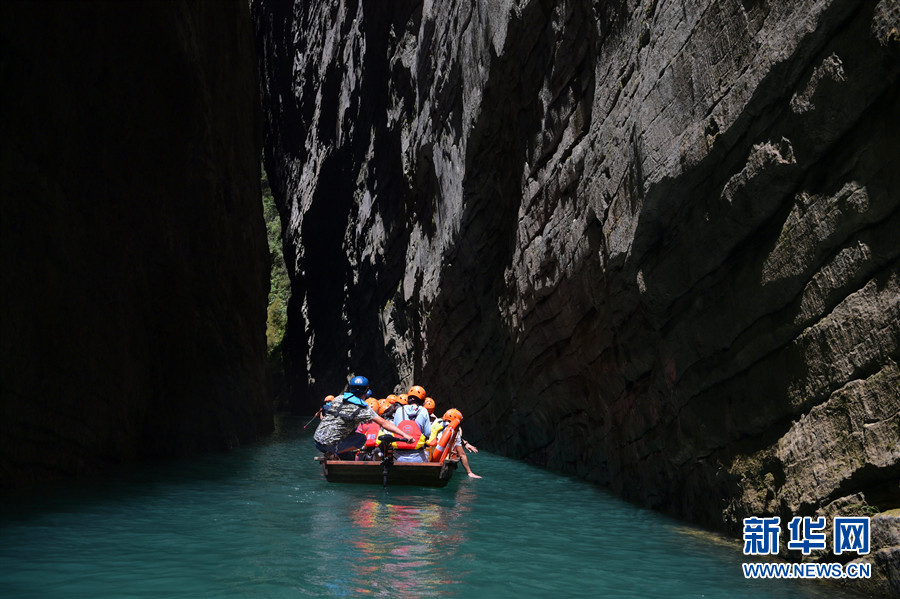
(337, 483, 478, 596)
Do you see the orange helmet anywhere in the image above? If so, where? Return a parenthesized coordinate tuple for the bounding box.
(377, 398, 391, 414)
(386, 394, 399, 404)
(407, 385, 427, 401)
(424, 397, 435, 414)
(442, 409, 463, 422)
(396, 394, 409, 405)
(324, 395, 335, 404)
(365, 398, 379, 412)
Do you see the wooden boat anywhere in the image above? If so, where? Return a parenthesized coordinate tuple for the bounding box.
(315, 455, 459, 487)
(315, 426, 465, 487)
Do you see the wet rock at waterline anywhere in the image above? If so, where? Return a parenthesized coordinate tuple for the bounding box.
(255, 0, 898, 593)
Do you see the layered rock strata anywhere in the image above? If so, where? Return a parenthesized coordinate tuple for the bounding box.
(256, 0, 897, 591)
(1, 0, 273, 485)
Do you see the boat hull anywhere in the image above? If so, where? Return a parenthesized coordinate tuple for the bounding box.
(316, 457, 459, 487)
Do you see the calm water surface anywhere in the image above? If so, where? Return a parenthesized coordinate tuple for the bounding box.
(1, 417, 852, 598)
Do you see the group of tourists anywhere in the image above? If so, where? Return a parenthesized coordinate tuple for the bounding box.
(313, 376, 482, 478)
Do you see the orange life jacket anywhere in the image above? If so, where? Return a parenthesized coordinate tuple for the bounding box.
(359, 421, 382, 448)
(430, 418, 460, 462)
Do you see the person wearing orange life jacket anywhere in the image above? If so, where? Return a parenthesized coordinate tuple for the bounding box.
(390, 385, 433, 463)
(430, 409, 481, 478)
(424, 399, 478, 453)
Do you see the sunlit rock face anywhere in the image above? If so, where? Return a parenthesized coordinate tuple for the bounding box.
(1, 0, 273, 485)
(257, 0, 897, 588)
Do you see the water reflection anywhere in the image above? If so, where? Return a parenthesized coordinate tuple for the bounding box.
(325, 483, 478, 597)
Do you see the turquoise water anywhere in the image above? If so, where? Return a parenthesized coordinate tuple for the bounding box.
(1, 417, 850, 598)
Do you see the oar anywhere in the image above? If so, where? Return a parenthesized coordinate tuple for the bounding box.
(377, 435, 401, 488)
(302, 410, 321, 429)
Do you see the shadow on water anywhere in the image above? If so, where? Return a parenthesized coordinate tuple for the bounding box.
(0, 415, 306, 525)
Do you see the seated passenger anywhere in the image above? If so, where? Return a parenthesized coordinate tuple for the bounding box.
(382, 394, 400, 420)
(378, 398, 392, 417)
(390, 385, 432, 463)
(424, 397, 437, 423)
(431, 409, 482, 478)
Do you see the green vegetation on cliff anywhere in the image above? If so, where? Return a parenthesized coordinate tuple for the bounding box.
(262, 167, 290, 359)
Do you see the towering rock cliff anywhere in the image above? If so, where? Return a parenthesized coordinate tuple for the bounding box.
(1, 1, 273, 485)
(256, 0, 897, 589)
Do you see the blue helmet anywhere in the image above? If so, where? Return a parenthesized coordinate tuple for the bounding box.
(348, 375, 369, 395)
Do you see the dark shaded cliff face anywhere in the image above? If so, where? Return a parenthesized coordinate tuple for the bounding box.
(256, 0, 898, 588)
(1, 1, 273, 485)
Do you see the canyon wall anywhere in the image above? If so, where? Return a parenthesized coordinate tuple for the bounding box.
(1, 0, 273, 485)
(256, 0, 898, 590)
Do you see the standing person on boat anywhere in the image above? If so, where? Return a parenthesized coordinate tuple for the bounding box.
(313, 376, 413, 460)
(390, 385, 433, 463)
